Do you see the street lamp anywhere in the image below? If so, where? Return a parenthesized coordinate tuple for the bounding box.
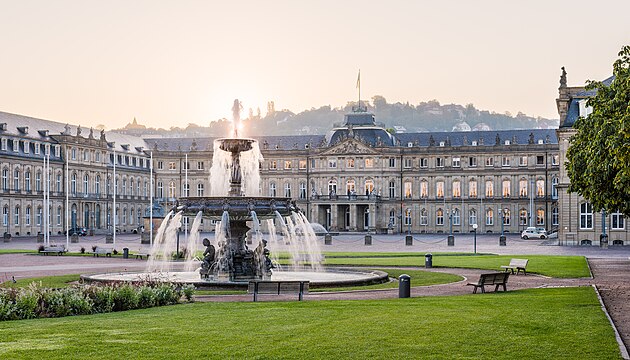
(499, 208, 509, 246)
(472, 223, 478, 254)
(447, 208, 455, 246)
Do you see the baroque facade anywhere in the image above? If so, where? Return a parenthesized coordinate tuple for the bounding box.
(1, 109, 560, 237)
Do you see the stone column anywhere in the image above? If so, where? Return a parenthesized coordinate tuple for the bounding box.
(349, 204, 357, 231)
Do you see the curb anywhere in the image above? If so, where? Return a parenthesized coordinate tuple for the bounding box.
(592, 284, 629, 360)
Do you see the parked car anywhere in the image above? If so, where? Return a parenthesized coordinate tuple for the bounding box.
(521, 227, 547, 239)
(132, 225, 145, 234)
(64, 227, 87, 236)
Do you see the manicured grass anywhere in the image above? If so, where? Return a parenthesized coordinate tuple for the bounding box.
(0, 249, 37, 254)
(311, 268, 463, 292)
(1, 274, 81, 289)
(324, 254, 590, 278)
(0, 287, 620, 359)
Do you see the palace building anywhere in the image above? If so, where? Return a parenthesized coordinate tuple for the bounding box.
(0, 71, 625, 244)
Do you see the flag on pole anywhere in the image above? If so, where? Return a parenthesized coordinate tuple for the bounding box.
(356, 70, 361, 89)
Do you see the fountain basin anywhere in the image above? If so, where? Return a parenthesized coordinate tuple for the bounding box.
(80, 268, 389, 290)
(179, 197, 296, 220)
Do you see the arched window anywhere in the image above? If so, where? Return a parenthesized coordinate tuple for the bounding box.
(157, 181, 163, 198)
(25, 171, 31, 192)
(469, 209, 477, 225)
(144, 180, 149, 197)
(299, 183, 307, 199)
(485, 180, 494, 198)
(503, 209, 511, 225)
(2, 205, 8, 226)
(130, 208, 134, 225)
(346, 180, 355, 195)
(452, 181, 461, 198)
(389, 209, 396, 226)
(84, 174, 89, 195)
(130, 178, 135, 196)
(328, 180, 337, 195)
(137, 179, 140, 196)
(452, 208, 460, 225)
(182, 182, 189, 197)
(420, 208, 428, 225)
(519, 178, 527, 197)
(364, 179, 374, 195)
(168, 181, 176, 198)
(56, 173, 61, 192)
(36, 171, 41, 192)
(13, 168, 20, 191)
(536, 179, 545, 197)
(71, 173, 77, 194)
(404, 208, 412, 226)
(284, 182, 291, 198)
(552, 177, 559, 199)
(25, 206, 31, 226)
(14, 205, 20, 225)
(389, 180, 396, 199)
(436, 208, 444, 225)
(95, 175, 101, 195)
(552, 207, 559, 226)
(536, 209, 545, 226)
(502, 179, 511, 198)
(579, 203, 593, 229)
(122, 208, 127, 225)
(519, 209, 528, 226)
(122, 178, 127, 196)
(436, 181, 444, 199)
(57, 206, 62, 226)
(1, 168, 8, 191)
(404, 181, 413, 199)
(269, 182, 277, 197)
(420, 180, 428, 198)
(468, 179, 477, 198)
(486, 208, 494, 226)
(37, 207, 42, 226)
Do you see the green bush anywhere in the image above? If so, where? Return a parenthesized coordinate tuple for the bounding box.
(84, 285, 114, 313)
(14, 287, 39, 319)
(112, 284, 139, 311)
(182, 284, 195, 303)
(137, 286, 157, 308)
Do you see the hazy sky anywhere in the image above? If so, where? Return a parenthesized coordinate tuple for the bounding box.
(0, 1, 628, 129)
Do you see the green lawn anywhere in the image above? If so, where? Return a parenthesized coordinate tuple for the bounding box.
(0, 249, 37, 254)
(324, 254, 590, 278)
(0, 287, 620, 359)
(2, 274, 81, 289)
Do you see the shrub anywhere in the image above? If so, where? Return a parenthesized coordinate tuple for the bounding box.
(41, 288, 68, 317)
(38, 245, 45, 253)
(137, 286, 157, 308)
(182, 284, 195, 303)
(113, 249, 119, 256)
(155, 284, 180, 306)
(112, 284, 139, 311)
(92, 245, 97, 252)
(84, 285, 114, 313)
(14, 287, 39, 319)
(0, 296, 17, 321)
(80, 247, 86, 254)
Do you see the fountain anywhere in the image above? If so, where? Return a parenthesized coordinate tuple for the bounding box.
(82, 99, 388, 289)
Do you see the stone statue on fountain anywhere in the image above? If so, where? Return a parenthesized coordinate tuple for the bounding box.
(200, 238, 217, 279)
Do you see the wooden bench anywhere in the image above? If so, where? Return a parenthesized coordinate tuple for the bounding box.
(500, 258, 529, 275)
(93, 247, 113, 257)
(248, 281, 309, 302)
(134, 251, 150, 260)
(467, 272, 510, 294)
(40, 245, 67, 255)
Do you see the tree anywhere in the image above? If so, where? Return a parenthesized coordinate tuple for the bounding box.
(566, 45, 630, 216)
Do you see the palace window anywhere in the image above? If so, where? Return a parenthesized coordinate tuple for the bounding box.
(469, 209, 477, 226)
(611, 211, 625, 230)
(502, 156, 510, 167)
(299, 183, 307, 199)
(519, 156, 528, 166)
(389, 181, 396, 199)
(270, 160, 277, 170)
(552, 207, 558, 226)
(469, 179, 477, 198)
(436, 158, 444, 167)
(468, 157, 477, 167)
(365, 179, 374, 195)
(536, 209, 545, 226)
(284, 183, 291, 198)
(420, 208, 428, 225)
(404, 158, 412, 169)
(452, 157, 460, 167)
(346, 158, 355, 168)
(436, 181, 444, 199)
(486, 208, 494, 226)
(197, 183, 204, 197)
(284, 160, 292, 170)
(404, 181, 412, 199)
(404, 209, 412, 226)
(536, 179, 545, 197)
(328, 159, 337, 168)
(452, 208, 460, 226)
(420, 180, 428, 198)
(552, 177, 558, 199)
(346, 180, 356, 195)
(502, 179, 511, 198)
(485, 180, 494, 198)
(519, 179, 527, 197)
(269, 182, 277, 197)
(299, 160, 307, 170)
(579, 203, 593, 229)
(436, 208, 444, 226)
(452, 181, 461, 198)
(168, 162, 176, 170)
(519, 209, 528, 226)
(420, 158, 428, 168)
(389, 158, 396, 168)
(365, 158, 374, 168)
(485, 157, 494, 167)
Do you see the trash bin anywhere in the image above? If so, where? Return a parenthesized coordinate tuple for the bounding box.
(123, 248, 129, 259)
(399, 274, 411, 298)
(364, 235, 372, 245)
(600, 234, 609, 249)
(447, 235, 455, 246)
(405, 235, 413, 246)
(425, 253, 433, 268)
(499, 235, 506, 246)
(324, 234, 332, 245)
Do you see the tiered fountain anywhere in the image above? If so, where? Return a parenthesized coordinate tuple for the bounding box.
(82, 100, 387, 289)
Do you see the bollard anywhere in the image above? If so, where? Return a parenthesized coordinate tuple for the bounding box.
(71, 234, 79, 243)
(405, 235, 413, 246)
(600, 234, 609, 249)
(123, 247, 129, 259)
(364, 235, 372, 246)
(447, 235, 455, 246)
(105, 234, 114, 244)
(398, 274, 411, 298)
(425, 253, 433, 268)
(324, 234, 332, 245)
(499, 235, 506, 246)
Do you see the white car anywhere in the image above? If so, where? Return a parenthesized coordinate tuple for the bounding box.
(521, 227, 547, 239)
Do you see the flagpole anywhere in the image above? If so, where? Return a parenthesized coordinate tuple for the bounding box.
(43, 155, 47, 245)
(113, 149, 116, 248)
(65, 149, 69, 248)
(184, 153, 188, 243)
(357, 69, 361, 109)
(46, 152, 50, 245)
(150, 151, 153, 247)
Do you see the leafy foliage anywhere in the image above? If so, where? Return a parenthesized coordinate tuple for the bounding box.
(567, 45, 630, 215)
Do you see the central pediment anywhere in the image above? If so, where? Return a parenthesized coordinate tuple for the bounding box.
(321, 138, 379, 155)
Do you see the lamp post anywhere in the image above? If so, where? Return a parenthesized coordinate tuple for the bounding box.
(601, 209, 608, 249)
(499, 208, 508, 246)
(472, 223, 478, 254)
(447, 208, 455, 246)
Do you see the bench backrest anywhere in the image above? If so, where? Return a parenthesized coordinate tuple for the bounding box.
(248, 281, 309, 294)
(479, 272, 509, 285)
(44, 245, 66, 251)
(95, 247, 113, 253)
(509, 259, 528, 268)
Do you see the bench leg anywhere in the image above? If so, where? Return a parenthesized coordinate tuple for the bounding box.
(480, 286, 485, 294)
(253, 282, 259, 302)
(502, 284, 507, 292)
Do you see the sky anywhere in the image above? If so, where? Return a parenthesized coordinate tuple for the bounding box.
(0, 1, 628, 130)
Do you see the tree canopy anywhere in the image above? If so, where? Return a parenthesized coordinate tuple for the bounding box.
(566, 45, 630, 216)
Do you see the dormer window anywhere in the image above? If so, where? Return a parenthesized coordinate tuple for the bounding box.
(439, 141, 445, 147)
(578, 99, 593, 117)
(537, 139, 544, 144)
(34, 143, 40, 155)
(504, 140, 511, 145)
(1, 138, 6, 151)
(24, 141, 30, 154)
(471, 141, 477, 146)
(407, 142, 413, 148)
(13, 139, 19, 152)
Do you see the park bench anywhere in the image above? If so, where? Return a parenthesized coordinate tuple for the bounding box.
(248, 280, 309, 302)
(40, 245, 67, 255)
(134, 250, 150, 260)
(93, 246, 113, 257)
(466, 272, 510, 294)
(500, 258, 529, 275)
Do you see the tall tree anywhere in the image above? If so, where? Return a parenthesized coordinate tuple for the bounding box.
(566, 45, 630, 216)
